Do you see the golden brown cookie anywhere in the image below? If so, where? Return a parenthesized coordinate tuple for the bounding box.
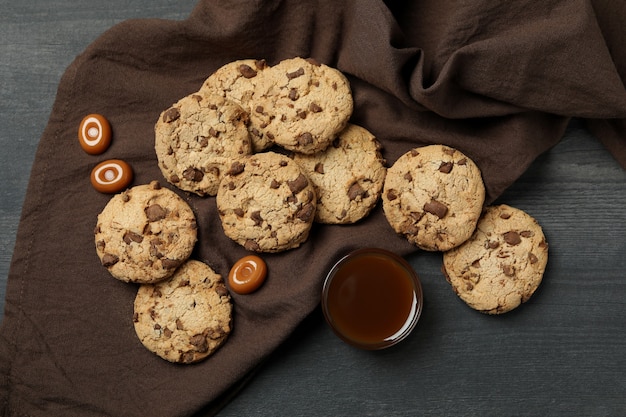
(199, 59, 274, 152)
(250, 57, 353, 154)
(216, 151, 316, 252)
(155, 90, 252, 196)
(293, 123, 386, 224)
(442, 204, 549, 314)
(382, 145, 485, 251)
(94, 181, 198, 284)
(133, 260, 232, 363)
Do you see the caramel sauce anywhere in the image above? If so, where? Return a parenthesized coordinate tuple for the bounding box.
(325, 251, 419, 347)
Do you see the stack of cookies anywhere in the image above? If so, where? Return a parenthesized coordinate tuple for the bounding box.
(155, 57, 387, 253)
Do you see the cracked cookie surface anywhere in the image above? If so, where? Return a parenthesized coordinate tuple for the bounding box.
(442, 204, 549, 314)
(155, 90, 252, 196)
(216, 151, 316, 252)
(382, 144, 485, 251)
(293, 123, 386, 224)
(133, 260, 232, 363)
(94, 181, 198, 284)
(249, 57, 353, 154)
(199, 59, 273, 152)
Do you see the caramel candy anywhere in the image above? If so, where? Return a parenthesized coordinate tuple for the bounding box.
(228, 255, 267, 294)
(90, 159, 133, 193)
(78, 114, 112, 155)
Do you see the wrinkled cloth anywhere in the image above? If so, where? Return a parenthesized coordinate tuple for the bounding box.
(1, 0, 625, 416)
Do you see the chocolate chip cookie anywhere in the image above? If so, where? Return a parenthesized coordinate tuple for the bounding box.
(250, 57, 353, 154)
(155, 90, 252, 196)
(442, 204, 549, 314)
(216, 151, 316, 252)
(199, 59, 274, 152)
(95, 181, 197, 283)
(293, 123, 386, 224)
(133, 259, 232, 363)
(382, 145, 485, 251)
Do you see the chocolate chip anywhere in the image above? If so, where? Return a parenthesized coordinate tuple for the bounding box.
(502, 265, 515, 277)
(386, 189, 398, 201)
(227, 161, 245, 176)
(215, 284, 229, 297)
(121, 192, 130, 202)
(423, 199, 448, 219)
(503, 231, 522, 246)
(314, 163, 325, 174)
(287, 67, 305, 79)
(404, 172, 413, 182)
(101, 254, 119, 268)
(254, 59, 268, 70)
(439, 161, 454, 174)
(162, 107, 180, 123)
(145, 204, 167, 222)
(410, 211, 425, 222)
(443, 148, 456, 156)
(500, 213, 512, 219)
(289, 88, 300, 101)
(251, 211, 263, 226)
(348, 182, 366, 201)
(270, 179, 280, 189)
(486, 240, 500, 249)
(458, 158, 467, 165)
(528, 253, 539, 264)
(296, 132, 313, 146)
(96, 240, 105, 251)
(295, 203, 315, 222)
(288, 173, 309, 194)
(520, 231, 534, 238)
(403, 223, 419, 236)
(150, 181, 161, 190)
(176, 319, 184, 330)
(189, 334, 209, 353)
(163, 328, 173, 338)
(170, 175, 180, 184)
(309, 103, 322, 113)
(244, 239, 260, 252)
(123, 231, 144, 245)
(234, 208, 244, 217)
(255, 105, 264, 114)
(183, 167, 204, 182)
(306, 58, 321, 66)
(238, 64, 257, 78)
(209, 127, 219, 138)
(161, 258, 181, 270)
(150, 238, 164, 258)
(197, 136, 209, 147)
(182, 352, 195, 364)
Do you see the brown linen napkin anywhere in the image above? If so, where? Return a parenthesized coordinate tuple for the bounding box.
(1, 0, 625, 415)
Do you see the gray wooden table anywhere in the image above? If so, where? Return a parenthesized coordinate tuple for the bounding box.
(2, 2, 625, 416)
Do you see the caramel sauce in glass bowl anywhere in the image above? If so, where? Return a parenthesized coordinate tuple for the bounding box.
(322, 248, 423, 350)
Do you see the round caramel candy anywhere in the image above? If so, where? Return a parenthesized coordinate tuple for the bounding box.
(90, 159, 133, 194)
(79, 114, 112, 155)
(228, 255, 267, 294)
